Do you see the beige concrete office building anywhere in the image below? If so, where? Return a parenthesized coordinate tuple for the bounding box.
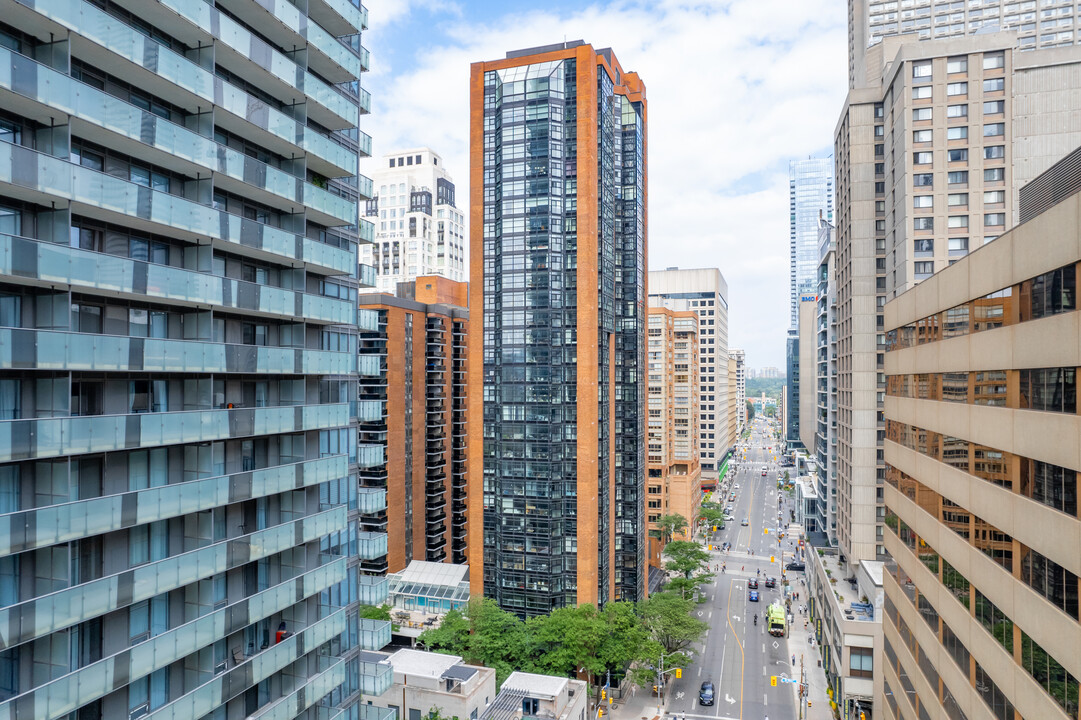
(649, 268, 730, 476)
(835, 31, 1081, 567)
(646, 307, 702, 567)
(881, 152, 1081, 720)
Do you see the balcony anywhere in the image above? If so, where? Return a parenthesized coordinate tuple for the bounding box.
(357, 652, 394, 696)
(17, 0, 355, 177)
(0, 506, 346, 651)
(0, 328, 355, 376)
(144, 607, 349, 720)
(309, 0, 366, 35)
(8, 559, 347, 720)
(357, 531, 388, 560)
(0, 402, 349, 463)
(357, 444, 385, 469)
(0, 47, 357, 228)
(0, 143, 357, 278)
(0, 455, 348, 555)
(357, 487, 388, 515)
(245, 657, 345, 720)
(358, 574, 389, 606)
(359, 618, 392, 651)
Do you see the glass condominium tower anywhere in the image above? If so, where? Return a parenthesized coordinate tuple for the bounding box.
(0, 0, 395, 718)
(468, 41, 648, 615)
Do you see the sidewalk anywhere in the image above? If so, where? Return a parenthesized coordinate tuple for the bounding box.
(786, 605, 833, 719)
(607, 683, 664, 720)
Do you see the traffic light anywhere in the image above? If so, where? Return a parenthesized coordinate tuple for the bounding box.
(770, 676, 777, 687)
(712, 525, 717, 532)
(601, 690, 606, 701)
(675, 668, 682, 678)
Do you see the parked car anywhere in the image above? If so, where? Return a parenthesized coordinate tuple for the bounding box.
(786, 561, 806, 571)
(699, 681, 715, 706)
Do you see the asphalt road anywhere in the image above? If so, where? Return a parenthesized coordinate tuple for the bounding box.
(664, 418, 803, 720)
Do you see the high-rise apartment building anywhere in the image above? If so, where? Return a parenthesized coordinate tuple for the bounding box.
(0, 0, 394, 717)
(360, 148, 466, 292)
(726, 354, 739, 449)
(469, 41, 648, 613)
(731, 349, 746, 435)
(836, 31, 1081, 564)
(645, 308, 701, 569)
(787, 159, 834, 452)
(359, 277, 469, 572)
(851, 0, 1081, 87)
(798, 298, 818, 453)
(881, 150, 1081, 720)
(649, 268, 730, 478)
(814, 219, 839, 546)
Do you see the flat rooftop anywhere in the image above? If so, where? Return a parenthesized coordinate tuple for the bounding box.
(387, 649, 462, 679)
(501, 671, 568, 699)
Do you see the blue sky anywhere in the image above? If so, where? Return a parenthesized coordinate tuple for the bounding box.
(360, 0, 846, 369)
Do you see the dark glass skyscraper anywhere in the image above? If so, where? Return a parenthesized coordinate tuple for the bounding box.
(468, 41, 647, 615)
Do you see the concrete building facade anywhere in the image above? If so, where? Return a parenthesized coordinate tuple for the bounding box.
(731, 348, 747, 435)
(359, 277, 469, 572)
(361, 148, 466, 293)
(798, 298, 818, 453)
(649, 268, 730, 478)
(469, 41, 648, 613)
(881, 153, 1081, 720)
(0, 0, 396, 716)
(481, 673, 588, 720)
(815, 219, 840, 547)
(372, 649, 497, 720)
(645, 307, 702, 566)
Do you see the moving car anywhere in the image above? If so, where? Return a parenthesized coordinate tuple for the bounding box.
(741, 518, 749, 526)
(748, 589, 760, 602)
(748, 578, 759, 589)
(764, 577, 777, 588)
(762, 469, 768, 476)
(699, 681, 715, 706)
(724, 515, 735, 521)
(785, 561, 806, 571)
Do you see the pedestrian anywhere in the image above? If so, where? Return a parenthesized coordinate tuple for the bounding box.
(792, 654, 796, 665)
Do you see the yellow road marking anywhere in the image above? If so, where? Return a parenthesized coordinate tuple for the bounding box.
(724, 578, 745, 720)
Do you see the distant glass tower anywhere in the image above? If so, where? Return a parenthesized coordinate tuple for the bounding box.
(787, 158, 833, 449)
(469, 41, 648, 615)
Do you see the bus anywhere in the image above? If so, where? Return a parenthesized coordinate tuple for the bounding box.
(767, 603, 786, 637)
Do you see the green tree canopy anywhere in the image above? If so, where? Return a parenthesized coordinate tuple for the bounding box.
(650, 513, 689, 544)
(746, 399, 755, 421)
(662, 540, 710, 579)
(638, 592, 709, 657)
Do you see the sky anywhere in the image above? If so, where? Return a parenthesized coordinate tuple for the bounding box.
(359, 0, 848, 369)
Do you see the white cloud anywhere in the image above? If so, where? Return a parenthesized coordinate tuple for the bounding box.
(359, 0, 847, 368)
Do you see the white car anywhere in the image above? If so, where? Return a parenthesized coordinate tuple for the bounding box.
(724, 514, 735, 521)
(741, 518, 749, 526)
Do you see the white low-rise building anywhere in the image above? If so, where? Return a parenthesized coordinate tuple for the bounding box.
(369, 649, 496, 720)
(481, 673, 587, 720)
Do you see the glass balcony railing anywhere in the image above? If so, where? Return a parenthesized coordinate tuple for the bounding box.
(358, 618, 391, 650)
(0, 455, 348, 555)
(357, 132, 373, 159)
(302, 182, 357, 226)
(0, 328, 355, 375)
(357, 355, 381, 378)
(0, 145, 355, 276)
(318, 0, 365, 33)
(304, 21, 362, 78)
(0, 507, 347, 650)
(358, 219, 375, 244)
(0, 234, 353, 323)
(357, 487, 387, 515)
(359, 4, 369, 31)
(358, 653, 394, 696)
(356, 444, 385, 469)
(145, 608, 349, 720)
(357, 575, 389, 606)
(358, 309, 379, 332)
(11, 559, 347, 720)
(357, 85, 372, 114)
(301, 71, 359, 128)
(359, 45, 371, 72)
(357, 531, 388, 560)
(0, 402, 349, 462)
(355, 400, 383, 423)
(358, 263, 377, 288)
(247, 657, 346, 720)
